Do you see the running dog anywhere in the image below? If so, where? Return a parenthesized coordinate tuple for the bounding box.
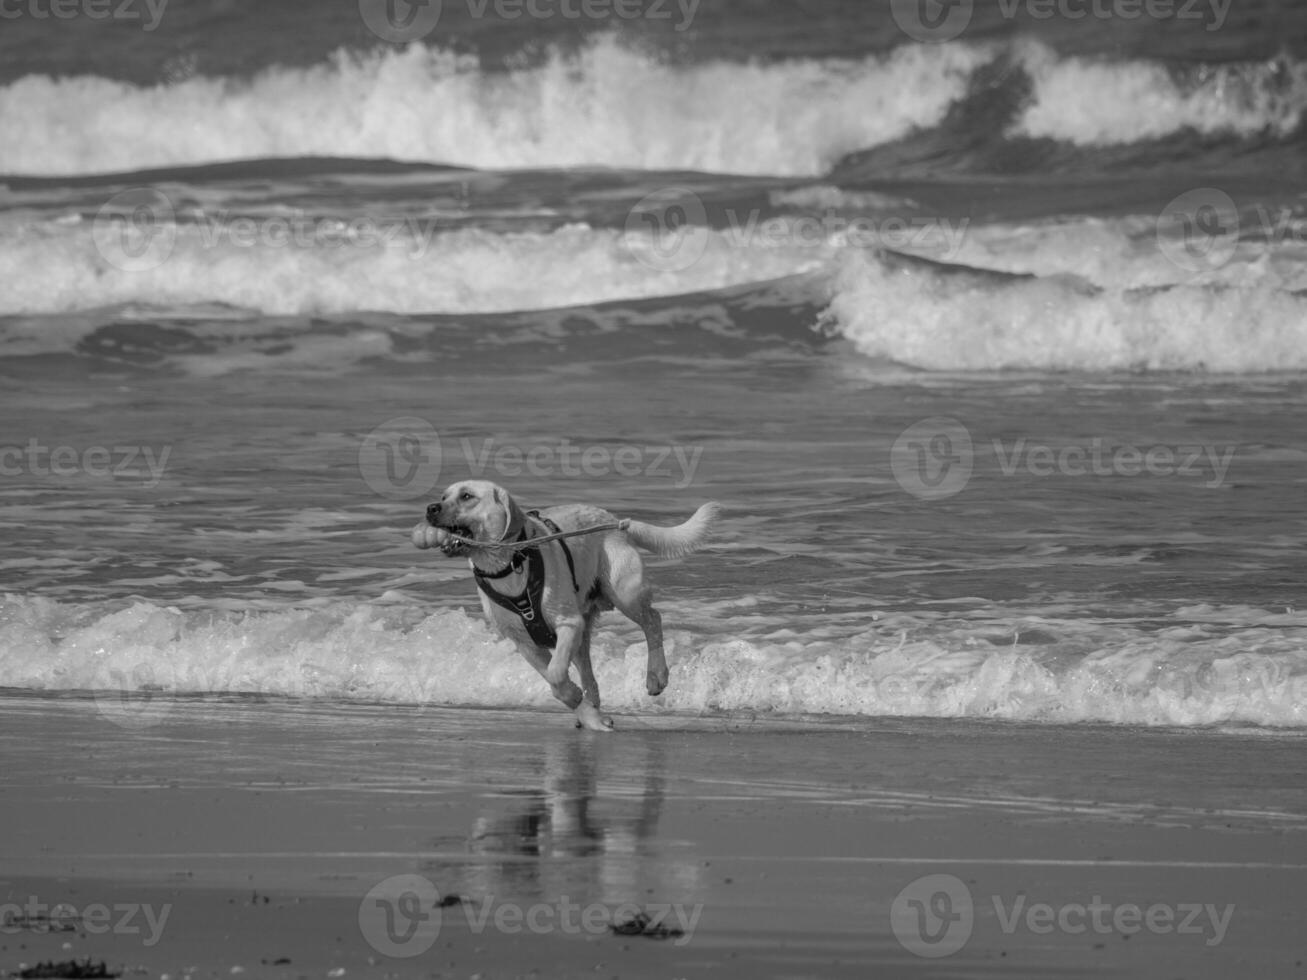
(413, 480, 718, 731)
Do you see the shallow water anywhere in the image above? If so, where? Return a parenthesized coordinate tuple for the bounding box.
(2, 0, 1306, 728)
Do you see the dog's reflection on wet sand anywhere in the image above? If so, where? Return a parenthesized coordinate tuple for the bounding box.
(441, 735, 703, 906)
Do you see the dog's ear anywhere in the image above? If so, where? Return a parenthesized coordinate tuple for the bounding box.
(496, 486, 527, 539)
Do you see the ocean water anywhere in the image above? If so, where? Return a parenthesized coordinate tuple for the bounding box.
(2, 0, 1307, 729)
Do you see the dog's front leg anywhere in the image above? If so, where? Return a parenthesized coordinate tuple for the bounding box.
(545, 620, 583, 689)
(548, 621, 613, 732)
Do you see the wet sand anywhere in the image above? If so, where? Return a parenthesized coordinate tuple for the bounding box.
(2, 693, 1304, 979)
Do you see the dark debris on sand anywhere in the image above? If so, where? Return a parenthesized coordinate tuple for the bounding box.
(609, 911, 685, 941)
(14, 960, 120, 979)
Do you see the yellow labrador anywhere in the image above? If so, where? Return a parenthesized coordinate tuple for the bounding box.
(414, 480, 718, 731)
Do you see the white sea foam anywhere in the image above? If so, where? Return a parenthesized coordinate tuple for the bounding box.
(0, 38, 986, 177)
(0, 216, 834, 321)
(1, 38, 1303, 177)
(822, 249, 1307, 373)
(1014, 42, 1307, 145)
(3, 595, 1305, 729)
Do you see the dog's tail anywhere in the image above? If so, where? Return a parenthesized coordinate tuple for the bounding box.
(623, 502, 720, 558)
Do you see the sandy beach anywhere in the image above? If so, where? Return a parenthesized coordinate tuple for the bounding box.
(2, 692, 1304, 979)
(5, 0, 1307, 977)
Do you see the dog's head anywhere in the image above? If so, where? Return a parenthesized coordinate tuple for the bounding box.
(424, 480, 525, 552)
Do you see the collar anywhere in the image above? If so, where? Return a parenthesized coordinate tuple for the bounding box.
(471, 526, 533, 579)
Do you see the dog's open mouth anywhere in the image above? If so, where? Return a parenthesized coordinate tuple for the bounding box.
(435, 522, 477, 553)
(435, 522, 475, 540)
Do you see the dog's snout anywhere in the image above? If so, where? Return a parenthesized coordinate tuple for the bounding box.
(425, 501, 442, 524)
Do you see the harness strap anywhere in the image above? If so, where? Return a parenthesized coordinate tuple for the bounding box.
(471, 512, 582, 649)
(531, 512, 581, 593)
(474, 545, 556, 648)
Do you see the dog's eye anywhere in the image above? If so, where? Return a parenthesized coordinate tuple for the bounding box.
(459, 492, 473, 502)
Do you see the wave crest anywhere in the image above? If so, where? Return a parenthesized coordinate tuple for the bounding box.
(4, 595, 1306, 728)
(822, 249, 1307, 372)
(4, 38, 1303, 178)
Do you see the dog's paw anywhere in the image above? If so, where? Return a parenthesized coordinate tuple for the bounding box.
(575, 702, 615, 732)
(646, 668, 669, 697)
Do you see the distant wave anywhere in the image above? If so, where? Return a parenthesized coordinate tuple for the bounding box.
(4, 207, 1305, 374)
(1, 37, 1303, 177)
(4, 595, 1305, 728)
(822, 250, 1307, 373)
(0, 216, 835, 322)
(0, 38, 985, 177)
(1014, 41, 1307, 146)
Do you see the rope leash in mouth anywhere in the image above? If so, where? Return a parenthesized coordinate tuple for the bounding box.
(444, 518, 631, 553)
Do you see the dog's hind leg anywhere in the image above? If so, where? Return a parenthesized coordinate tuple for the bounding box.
(639, 600, 667, 696)
(574, 616, 601, 710)
(613, 590, 667, 696)
(601, 539, 669, 697)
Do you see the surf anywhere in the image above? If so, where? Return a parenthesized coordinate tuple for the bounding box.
(2, 37, 1303, 178)
(4, 594, 1305, 729)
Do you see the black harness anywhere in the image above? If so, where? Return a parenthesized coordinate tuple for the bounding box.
(472, 512, 580, 649)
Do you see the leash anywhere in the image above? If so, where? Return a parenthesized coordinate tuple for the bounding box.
(445, 518, 631, 553)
